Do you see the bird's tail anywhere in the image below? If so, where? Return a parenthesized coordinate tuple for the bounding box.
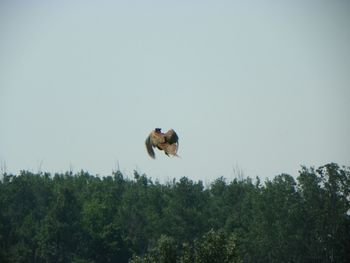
(145, 135, 155, 159)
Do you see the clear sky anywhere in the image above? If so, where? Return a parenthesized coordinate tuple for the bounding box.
(1, 0, 349, 182)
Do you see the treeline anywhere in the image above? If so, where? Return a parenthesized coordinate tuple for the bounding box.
(0, 163, 349, 263)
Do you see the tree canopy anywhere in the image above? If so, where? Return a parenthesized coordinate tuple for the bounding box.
(0, 163, 349, 262)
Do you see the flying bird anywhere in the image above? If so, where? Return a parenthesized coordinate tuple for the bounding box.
(145, 128, 179, 159)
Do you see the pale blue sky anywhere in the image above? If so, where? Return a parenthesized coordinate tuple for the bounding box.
(1, 0, 349, 182)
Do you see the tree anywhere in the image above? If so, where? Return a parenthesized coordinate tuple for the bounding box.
(194, 229, 241, 263)
(0, 164, 349, 263)
(36, 181, 82, 262)
(162, 177, 209, 244)
(298, 164, 350, 262)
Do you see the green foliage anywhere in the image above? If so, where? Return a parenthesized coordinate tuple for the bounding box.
(194, 229, 241, 263)
(0, 163, 349, 262)
(130, 235, 177, 263)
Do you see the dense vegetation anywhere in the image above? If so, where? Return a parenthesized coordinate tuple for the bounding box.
(0, 163, 349, 262)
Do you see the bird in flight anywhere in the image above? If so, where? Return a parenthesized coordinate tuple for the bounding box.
(145, 128, 179, 159)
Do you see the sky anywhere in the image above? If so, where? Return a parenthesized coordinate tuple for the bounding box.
(1, 0, 349, 183)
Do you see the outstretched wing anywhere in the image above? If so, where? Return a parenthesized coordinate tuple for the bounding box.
(164, 129, 179, 145)
(145, 135, 155, 159)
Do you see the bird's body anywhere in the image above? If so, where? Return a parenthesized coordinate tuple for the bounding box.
(145, 128, 179, 158)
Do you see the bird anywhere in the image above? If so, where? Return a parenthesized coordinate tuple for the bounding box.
(145, 128, 179, 159)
